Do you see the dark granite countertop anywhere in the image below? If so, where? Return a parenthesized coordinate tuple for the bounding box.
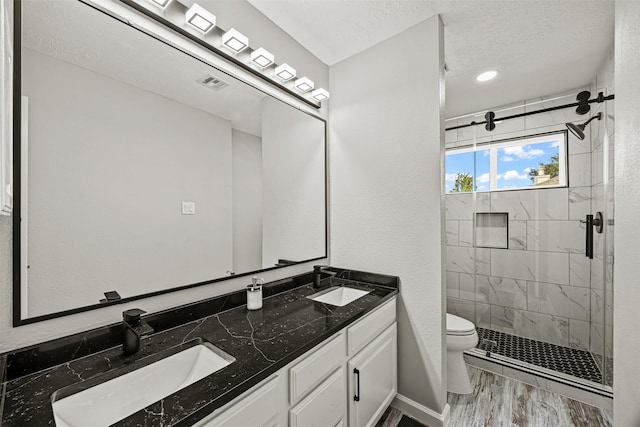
(1, 270, 398, 426)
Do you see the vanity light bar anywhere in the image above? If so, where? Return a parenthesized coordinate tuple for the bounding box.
(294, 77, 314, 93)
(251, 47, 274, 68)
(222, 28, 249, 53)
(147, 0, 172, 9)
(311, 88, 329, 102)
(275, 63, 296, 81)
(185, 4, 216, 33)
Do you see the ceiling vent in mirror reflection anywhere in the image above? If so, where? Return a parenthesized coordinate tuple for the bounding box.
(197, 74, 229, 91)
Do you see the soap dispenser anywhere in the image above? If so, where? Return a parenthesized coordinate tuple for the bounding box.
(247, 277, 264, 310)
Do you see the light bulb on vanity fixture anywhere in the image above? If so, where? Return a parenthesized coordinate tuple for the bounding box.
(222, 28, 249, 53)
(294, 77, 314, 92)
(311, 88, 329, 102)
(275, 63, 296, 81)
(251, 47, 274, 68)
(185, 3, 216, 33)
(146, 0, 172, 9)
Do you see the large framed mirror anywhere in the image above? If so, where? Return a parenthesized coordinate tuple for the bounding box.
(13, 0, 327, 325)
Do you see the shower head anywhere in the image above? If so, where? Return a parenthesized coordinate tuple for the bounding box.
(565, 112, 602, 140)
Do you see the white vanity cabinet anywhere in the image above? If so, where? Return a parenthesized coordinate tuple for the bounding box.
(348, 324, 397, 427)
(195, 297, 396, 427)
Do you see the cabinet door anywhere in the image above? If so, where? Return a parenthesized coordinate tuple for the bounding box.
(348, 323, 397, 427)
(289, 367, 346, 427)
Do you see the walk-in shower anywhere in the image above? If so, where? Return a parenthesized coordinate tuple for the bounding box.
(444, 85, 615, 396)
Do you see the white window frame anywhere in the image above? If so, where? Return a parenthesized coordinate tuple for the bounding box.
(446, 131, 568, 193)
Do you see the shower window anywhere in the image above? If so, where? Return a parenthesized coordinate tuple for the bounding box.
(445, 131, 567, 193)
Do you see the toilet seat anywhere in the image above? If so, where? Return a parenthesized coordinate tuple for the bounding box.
(446, 313, 476, 336)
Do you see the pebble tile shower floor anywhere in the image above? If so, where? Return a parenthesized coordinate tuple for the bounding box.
(476, 327, 607, 385)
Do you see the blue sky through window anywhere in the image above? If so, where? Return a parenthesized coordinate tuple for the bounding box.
(445, 138, 561, 193)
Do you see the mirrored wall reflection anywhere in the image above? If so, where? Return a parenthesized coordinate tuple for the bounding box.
(17, 0, 326, 320)
(446, 81, 615, 388)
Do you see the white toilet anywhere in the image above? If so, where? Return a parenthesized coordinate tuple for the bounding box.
(446, 313, 478, 394)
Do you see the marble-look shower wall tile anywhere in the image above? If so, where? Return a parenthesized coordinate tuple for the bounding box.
(590, 323, 604, 356)
(490, 188, 568, 220)
(446, 246, 474, 274)
(527, 282, 590, 321)
(568, 319, 591, 351)
(491, 249, 569, 285)
(476, 275, 527, 310)
(446, 220, 459, 246)
(591, 145, 604, 186)
(447, 271, 459, 298)
(568, 153, 592, 187)
(526, 220, 584, 253)
(568, 187, 591, 221)
(591, 289, 613, 325)
(590, 257, 605, 290)
(569, 253, 591, 288)
(459, 220, 473, 247)
(459, 272, 475, 301)
(524, 89, 587, 130)
(590, 104, 606, 152)
(447, 297, 475, 323)
(475, 248, 491, 276)
(568, 128, 592, 155)
(490, 306, 570, 346)
(478, 192, 491, 212)
(475, 302, 491, 328)
(508, 220, 527, 250)
(445, 193, 474, 220)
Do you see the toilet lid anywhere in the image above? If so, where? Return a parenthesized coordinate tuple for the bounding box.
(446, 313, 476, 335)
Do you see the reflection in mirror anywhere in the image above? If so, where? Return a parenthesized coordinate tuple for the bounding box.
(17, 0, 326, 321)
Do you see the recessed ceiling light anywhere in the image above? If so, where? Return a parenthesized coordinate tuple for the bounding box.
(251, 47, 274, 68)
(222, 28, 249, 53)
(185, 4, 216, 33)
(294, 77, 314, 93)
(275, 63, 296, 81)
(311, 88, 329, 102)
(476, 70, 498, 82)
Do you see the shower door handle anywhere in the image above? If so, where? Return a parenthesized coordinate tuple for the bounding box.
(581, 212, 603, 259)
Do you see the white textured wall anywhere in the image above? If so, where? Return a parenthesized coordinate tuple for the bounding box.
(23, 49, 233, 317)
(330, 16, 446, 417)
(232, 129, 263, 273)
(0, 0, 328, 352)
(261, 97, 326, 267)
(614, 1, 640, 425)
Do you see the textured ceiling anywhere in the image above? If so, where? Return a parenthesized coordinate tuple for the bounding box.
(246, 0, 614, 117)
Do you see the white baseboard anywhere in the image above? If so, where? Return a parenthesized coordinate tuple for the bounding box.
(391, 394, 450, 427)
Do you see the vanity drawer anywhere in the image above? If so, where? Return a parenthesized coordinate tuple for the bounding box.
(347, 297, 396, 356)
(289, 332, 346, 405)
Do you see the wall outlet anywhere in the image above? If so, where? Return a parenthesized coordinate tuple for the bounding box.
(181, 201, 195, 215)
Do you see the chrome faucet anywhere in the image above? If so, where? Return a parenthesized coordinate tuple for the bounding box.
(122, 308, 154, 356)
(313, 265, 337, 288)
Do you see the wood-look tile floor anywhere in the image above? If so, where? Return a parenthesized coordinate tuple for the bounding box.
(377, 366, 613, 427)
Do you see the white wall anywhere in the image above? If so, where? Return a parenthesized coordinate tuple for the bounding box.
(329, 15, 446, 422)
(614, 1, 640, 425)
(232, 129, 263, 273)
(261, 97, 326, 267)
(0, 0, 328, 352)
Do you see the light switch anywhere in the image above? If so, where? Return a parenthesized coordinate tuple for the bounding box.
(181, 201, 196, 215)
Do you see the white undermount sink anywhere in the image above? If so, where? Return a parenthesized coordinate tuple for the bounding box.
(308, 286, 371, 307)
(51, 341, 235, 427)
